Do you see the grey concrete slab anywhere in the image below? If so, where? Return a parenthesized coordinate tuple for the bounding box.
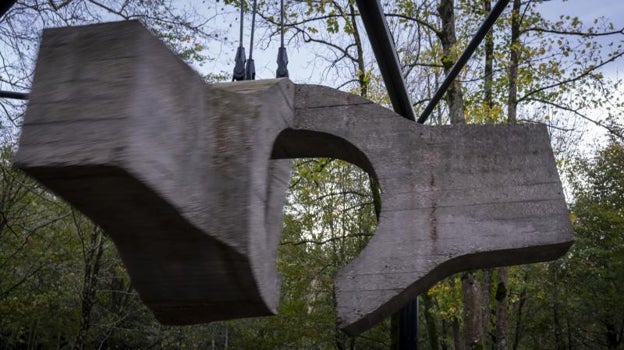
(15, 21, 573, 334)
(16, 21, 293, 324)
(282, 84, 573, 335)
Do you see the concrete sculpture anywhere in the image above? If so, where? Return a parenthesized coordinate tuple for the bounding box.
(15, 21, 573, 335)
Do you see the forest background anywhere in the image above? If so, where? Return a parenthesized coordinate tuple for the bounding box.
(0, 0, 623, 349)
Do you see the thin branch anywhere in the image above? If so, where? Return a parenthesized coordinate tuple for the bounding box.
(281, 232, 373, 246)
(86, 0, 130, 20)
(385, 13, 442, 36)
(525, 97, 624, 141)
(521, 27, 624, 37)
(517, 118, 574, 132)
(517, 51, 624, 104)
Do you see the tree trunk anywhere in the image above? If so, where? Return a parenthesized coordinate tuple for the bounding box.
(494, 267, 509, 350)
(27, 321, 37, 350)
(511, 272, 527, 350)
(551, 264, 566, 350)
(462, 272, 483, 349)
(349, 3, 368, 99)
(500, 2, 521, 348)
(507, 0, 521, 124)
(481, 269, 493, 347)
(437, 0, 466, 124)
(391, 312, 400, 350)
(605, 322, 622, 349)
(434, 294, 450, 350)
(423, 293, 441, 350)
(74, 227, 105, 350)
(453, 317, 463, 350)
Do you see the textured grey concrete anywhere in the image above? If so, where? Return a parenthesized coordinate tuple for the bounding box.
(15, 21, 294, 324)
(16, 21, 573, 334)
(286, 85, 574, 335)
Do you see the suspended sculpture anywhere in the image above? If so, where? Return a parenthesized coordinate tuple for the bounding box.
(14, 21, 573, 335)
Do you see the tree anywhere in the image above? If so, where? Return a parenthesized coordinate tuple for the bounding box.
(0, 0, 225, 129)
(2, 1, 624, 348)
(565, 141, 624, 349)
(224, 158, 385, 349)
(1, 1, 230, 348)
(501, 142, 624, 350)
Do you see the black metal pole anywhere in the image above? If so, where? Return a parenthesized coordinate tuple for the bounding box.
(417, 0, 510, 124)
(354, 0, 416, 121)
(0, 0, 18, 20)
(0, 90, 28, 100)
(354, 2, 418, 348)
(354, 1, 510, 348)
(1, 3, 26, 101)
(399, 299, 418, 350)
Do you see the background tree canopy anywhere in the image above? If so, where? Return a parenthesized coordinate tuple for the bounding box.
(0, 0, 623, 349)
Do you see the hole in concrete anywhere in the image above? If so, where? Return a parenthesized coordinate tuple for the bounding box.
(271, 129, 380, 268)
(264, 129, 384, 343)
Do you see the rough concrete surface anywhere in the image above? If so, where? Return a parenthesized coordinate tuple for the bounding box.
(286, 85, 573, 335)
(16, 21, 294, 324)
(15, 21, 573, 334)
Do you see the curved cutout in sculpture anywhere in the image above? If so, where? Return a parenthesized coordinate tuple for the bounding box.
(272, 129, 377, 178)
(15, 21, 573, 335)
(287, 84, 573, 334)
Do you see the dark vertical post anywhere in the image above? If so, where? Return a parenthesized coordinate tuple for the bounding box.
(399, 299, 419, 349)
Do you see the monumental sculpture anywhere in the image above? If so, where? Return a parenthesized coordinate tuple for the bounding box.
(14, 21, 573, 335)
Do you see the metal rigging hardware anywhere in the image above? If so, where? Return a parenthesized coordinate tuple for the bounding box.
(1, 0, 510, 112)
(276, 0, 289, 78)
(245, 0, 258, 80)
(232, 1, 247, 81)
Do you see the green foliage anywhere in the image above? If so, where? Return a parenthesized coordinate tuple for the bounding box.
(0, 147, 388, 348)
(1, 0, 624, 348)
(224, 159, 386, 349)
(506, 142, 624, 349)
(564, 142, 624, 348)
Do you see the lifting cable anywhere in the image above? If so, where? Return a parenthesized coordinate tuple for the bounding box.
(244, 0, 258, 80)
(232, 0, 288, 81)
(275, 0, 289, 78)
(232, 1, 247, 81)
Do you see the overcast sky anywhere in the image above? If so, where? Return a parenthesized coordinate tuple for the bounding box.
(537, 0, 624, 24)
(199, 0, 624, 83)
